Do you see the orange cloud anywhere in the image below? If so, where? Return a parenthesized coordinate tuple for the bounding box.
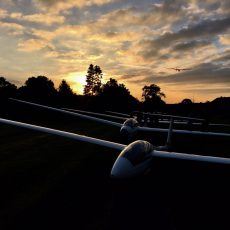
(0, 21, 24, 35)
(219, 34, 230, 45)
(23, 13, 65, 25)
(0, 8, 7, 18)
(31, 28, 56, 41)
(18, 39, 52, 52)
(34, 0, 119, 13)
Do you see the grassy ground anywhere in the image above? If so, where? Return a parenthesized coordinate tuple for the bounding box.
(1, 101, 230, 229)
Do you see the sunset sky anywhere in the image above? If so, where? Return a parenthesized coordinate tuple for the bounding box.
(0, 0, 229, 103)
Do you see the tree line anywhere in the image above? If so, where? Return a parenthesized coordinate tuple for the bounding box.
(1, 64, 229, 119)
(0, 64, 167, 112)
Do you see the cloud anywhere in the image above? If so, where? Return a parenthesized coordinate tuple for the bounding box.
(7, 12, 65, 26)
(139, 16, 230, 59)
(132, 63, 230, 85)
(219, 34, 230, 45)
(215, 0, 230, 14)
(94, 5, 184, 30)
(0, 21, 24, 35)
(31, 28, 56, 41)
(0, 0, 229, 102)
(34, 0, 119, 13)
(214, 49, 230, 62)
(18, 38, 52, 52)
(178, 87, 230, 95)
(89, 31, 142, 43)
(172, 40, 211, 51)
(10, 12, 23, 18)
(0, 8, 7, 18)
(22, 13, 65, 25)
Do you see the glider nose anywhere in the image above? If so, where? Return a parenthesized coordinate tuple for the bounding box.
(111, 157, 133, 179)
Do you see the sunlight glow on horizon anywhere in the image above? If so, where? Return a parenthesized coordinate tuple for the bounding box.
(66, 72, 87, 95)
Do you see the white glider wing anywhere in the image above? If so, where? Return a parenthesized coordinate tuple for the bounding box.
(1, 117, 230, 165)
(136, 112, 205, 122)
(0, 118, 125, 151)
(106, 111, 130, 118)
(63, 108, 127, 121)
(153, 150, 230, 165)
(9, 98, 122, 128)
(138, 126, 230, 137)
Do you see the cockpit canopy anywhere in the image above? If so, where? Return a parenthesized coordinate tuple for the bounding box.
(119, 140, 154, 165)
(123, 118, 139, 128)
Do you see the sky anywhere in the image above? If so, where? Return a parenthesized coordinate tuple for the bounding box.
(0, 0, 229, 103)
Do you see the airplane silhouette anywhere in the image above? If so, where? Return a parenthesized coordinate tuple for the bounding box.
(167, 67, 191, 72)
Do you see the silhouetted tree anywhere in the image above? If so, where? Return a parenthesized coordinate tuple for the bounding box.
(142, 84, 165, 101)
(142, 84, 165, 111)
(58, 80, 74, 97)
(84, 64, 103, 96)
(0, 77, 17, 99)
(57, 79, 76, 106)
(211, 96, 230, 113)
(211, 96, 230, 106)
(181, 98, 193, 104)
(18, 76, 57, 102)
(99, 78, 139, 111)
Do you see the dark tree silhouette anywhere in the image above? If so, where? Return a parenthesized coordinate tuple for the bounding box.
(18, 76, 57, 102)
(181, 98, 193, 104)
(142, 84, 165, 111)
(84, 64, 103, 96)
(0, 77, 17, 99)
(99, 78, 139, 111)
(58, 79, 76, 106)
(142, 84, 165, 101)
(58, 80, 74, 97)
(211, 96, 230, 106)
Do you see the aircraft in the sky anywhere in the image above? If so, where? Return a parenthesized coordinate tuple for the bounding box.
(167, 67, 191, 72)
(9, 98, 230, 139)
(1, 117, 230, 179)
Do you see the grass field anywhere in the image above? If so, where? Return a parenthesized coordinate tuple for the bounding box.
(1, 101, 230, 229)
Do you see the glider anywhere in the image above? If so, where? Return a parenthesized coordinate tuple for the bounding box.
(9, 98, 230, 138)
(167, 67, 191, 72)
(1, 117, 230, 179)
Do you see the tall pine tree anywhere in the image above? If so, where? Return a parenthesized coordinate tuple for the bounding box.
(84, 64, 103, 96)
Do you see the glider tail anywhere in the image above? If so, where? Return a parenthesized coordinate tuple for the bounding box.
(156, 118, 174, 151)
